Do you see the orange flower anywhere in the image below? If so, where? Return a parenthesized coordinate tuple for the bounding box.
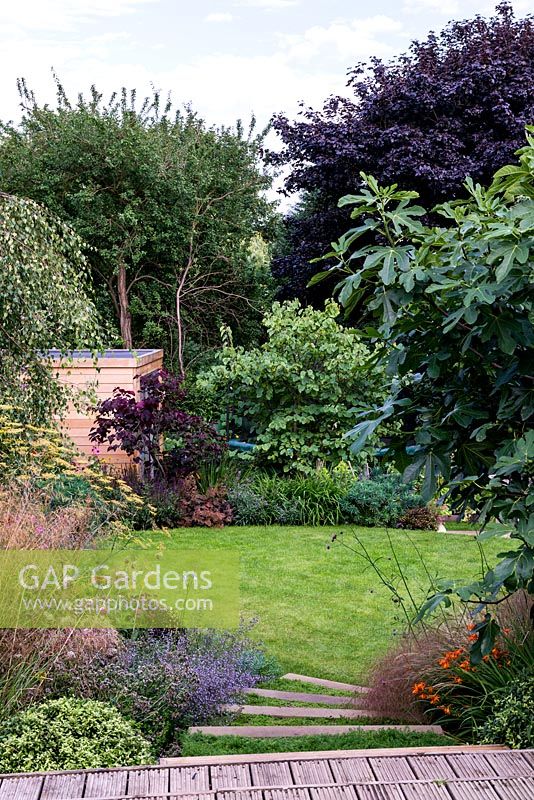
(453, 676, 463, 684)
(439, 705, 452, 715)
(412, 682, 426, 695)
(466, 622, 476, 631)
(468, 634, 478, 643)
(438, 647, 465, 669)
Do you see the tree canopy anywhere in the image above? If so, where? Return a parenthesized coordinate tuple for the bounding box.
(0, 193, 100, 421)
(270, 2, 534, 307)
(0, 80, 277, 371)
(313, 128, 534, 657)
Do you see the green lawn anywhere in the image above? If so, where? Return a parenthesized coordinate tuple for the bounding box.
(136, 525, 500, 683)
(180, 729, 452, 757)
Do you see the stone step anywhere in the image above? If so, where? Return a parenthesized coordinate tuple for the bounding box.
(188, 724, 444, 738)
(224, 705, 382, 719)
(282, 673, 369, 693)
(244, 688, 353, 706)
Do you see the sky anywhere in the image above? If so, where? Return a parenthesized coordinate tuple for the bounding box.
(1, 0, 533, 134)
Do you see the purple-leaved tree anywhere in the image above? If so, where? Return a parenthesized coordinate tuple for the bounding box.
(269, 2, 534, 309)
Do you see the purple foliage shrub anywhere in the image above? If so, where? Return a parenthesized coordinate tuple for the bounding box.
(90, 369, 225, 481)
(269, 3, 534, 305)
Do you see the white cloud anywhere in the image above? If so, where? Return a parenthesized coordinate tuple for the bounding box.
(279, 16, 404, 63)
(205, 12, 234, 22)
(402, 0, 532, 15)
(233, 0, 298, 9)
(0, 0, 156, 33)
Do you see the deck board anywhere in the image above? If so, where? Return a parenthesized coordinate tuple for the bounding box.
(41, 773, 86, 799)
(400, 783, 451, 799)
(85, 770, 129, 797)
(446, 780, 502, 800)
(310, 787, 358, 800)
(329, 759, 375, 783)
(290, 759, 334, 786)
(446, 752, 498, 779)
(126, 768, 168, 799)
(210, 765, 253, 790)
(367, 757, 417, 782)
(169, 767, 211, 794)
(355, 784, 404, 799)
(264, 790, 311, 800)
(0, 775, 43, 800)
(0, 747, 532, 799)
(482, 751, 534, 776)
(492, 778, 534, 800)
(250, 761, 294, 787)
(406, 754, 457, 780)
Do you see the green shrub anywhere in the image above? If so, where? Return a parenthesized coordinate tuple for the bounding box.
(227, 483, 274, 525)
(197, 300, 385, 473)
(229, 468, 353, 526)
(0, 698, 153, 773)
(479, 672, 534, 749)
(339, 472, 421, 527)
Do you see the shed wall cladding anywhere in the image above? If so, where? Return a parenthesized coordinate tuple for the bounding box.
(51, 349, 164, 470)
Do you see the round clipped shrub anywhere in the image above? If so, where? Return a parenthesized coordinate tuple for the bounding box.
(0, 698, 153, 773)
(479, 672, 534, 749)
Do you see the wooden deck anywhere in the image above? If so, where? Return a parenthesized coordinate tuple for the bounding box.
(0, 746, 532, 799)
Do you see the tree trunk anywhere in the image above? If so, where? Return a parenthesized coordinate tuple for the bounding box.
(176, 284, 185, 377)
(117, 263, 133, 349)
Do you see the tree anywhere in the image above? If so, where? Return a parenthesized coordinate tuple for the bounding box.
(270, 2, 534, 306)
(0, 80, 276, 366)
(0, 194, 100, 421)
(196, 300, 384, 473)
(313, 128, 534, 657)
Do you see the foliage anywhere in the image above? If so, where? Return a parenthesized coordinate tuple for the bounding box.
(397, 506, 439, 531)
(411, 613, 534, 740)
(197, 300, 383, 472)
(0, 406, 150, 527)
(269, 3, 534, 305)
(0, 194, 100, 422)
(229, 467, 354, 526)
(50, 628, 268, 753)
(0, 698, 152, 772)
(91, 369, 226, 482)
(177, 475, 233, 528)
(0, 480, 123, 723)
(315, 130, 534, 656)
(339, 473, 422, 528)
(479, 671, 534, 748)
(228, 482, 280, 526)
(362, 592, 533, 731)
(0, 80, 276, 364)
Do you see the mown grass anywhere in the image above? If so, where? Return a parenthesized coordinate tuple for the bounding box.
(258, 678, 353, 697)
(229, 714, 397, 726)
(138, 525, 500, 683)
(243, 695, 347, 708)
(180, 729, 452, 757)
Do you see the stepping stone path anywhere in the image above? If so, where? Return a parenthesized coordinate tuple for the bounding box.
(223, 705, 383, 719)
(188, 673, 445, 739)
(244, 688, 355, 706)
(189, 723, 444, 737)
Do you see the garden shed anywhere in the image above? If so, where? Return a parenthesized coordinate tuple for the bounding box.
(50, 349, 163, 470)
